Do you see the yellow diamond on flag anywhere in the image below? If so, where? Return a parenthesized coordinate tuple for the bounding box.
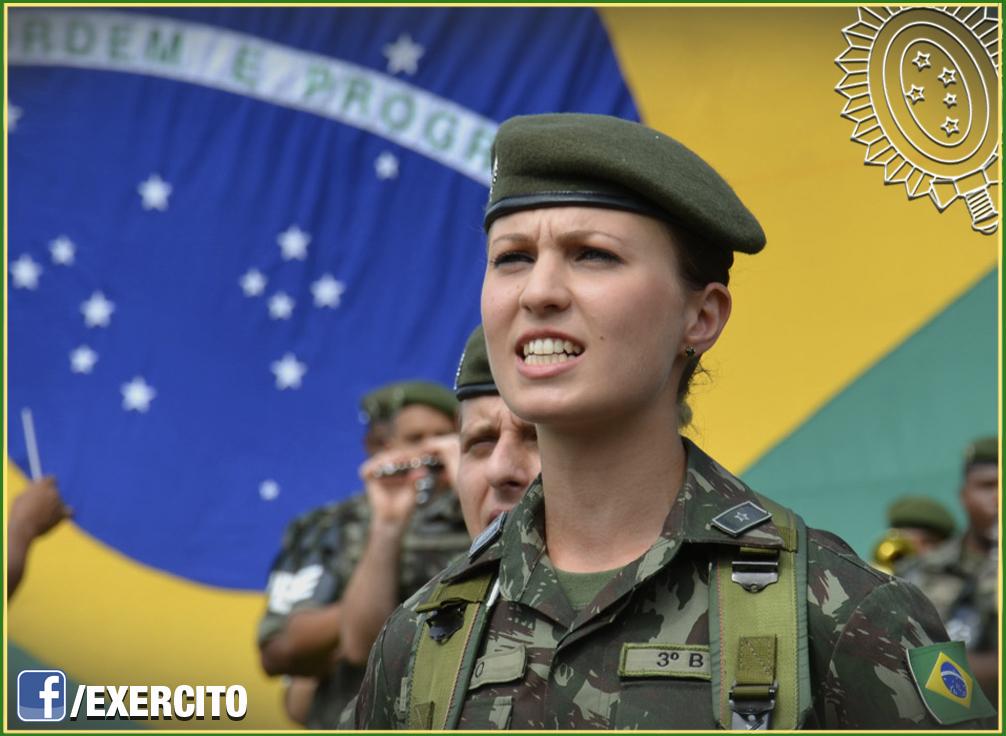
(924, 651, 973, 708)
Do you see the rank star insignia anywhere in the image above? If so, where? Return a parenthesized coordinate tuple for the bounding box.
(905, 85, 925, 104)
(711, 502, 772, 537)
(937, 67, 957, 86)
(940, 117, 960, 137)
(911, 50, 931, 70)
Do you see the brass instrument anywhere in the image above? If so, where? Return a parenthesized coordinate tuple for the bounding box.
(871, 530, 918, 575)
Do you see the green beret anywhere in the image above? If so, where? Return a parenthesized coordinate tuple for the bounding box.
(484, 113, 765, 254)
(359, 380, 457, 424)
(454, 325, 497, 401)
(964, 436, 998, 470)
(887, 495, 956, 538)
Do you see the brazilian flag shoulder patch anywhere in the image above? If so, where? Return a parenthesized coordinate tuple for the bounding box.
(906, 642, 996, 725)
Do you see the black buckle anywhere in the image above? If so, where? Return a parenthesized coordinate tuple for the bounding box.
(729, 682, 777, 730)
(426, 604, 464, 643)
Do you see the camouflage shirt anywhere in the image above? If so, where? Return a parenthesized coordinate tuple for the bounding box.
(354, 441, 993, 729)
(900, 536, 998, 655)
(258, 488, 470, 728)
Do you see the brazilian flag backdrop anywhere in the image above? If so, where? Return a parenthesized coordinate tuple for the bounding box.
(5, 7, 998, 730)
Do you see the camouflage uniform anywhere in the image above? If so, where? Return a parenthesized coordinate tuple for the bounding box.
(900, 536, 998, 659)
(259, 490, 470, 728)
(354, 440, 993, 729)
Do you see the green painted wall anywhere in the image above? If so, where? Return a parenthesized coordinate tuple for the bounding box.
(743, 269, 998, 559)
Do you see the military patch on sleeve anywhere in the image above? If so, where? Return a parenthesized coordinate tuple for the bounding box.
(906, 642, 996, 724)
(710, 501, 772, 537)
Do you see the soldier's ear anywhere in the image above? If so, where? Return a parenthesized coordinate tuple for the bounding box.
(682, 283, 731, 355)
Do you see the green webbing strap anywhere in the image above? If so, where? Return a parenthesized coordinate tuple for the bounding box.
(407, 571, 495, 729)
(708, 500, 811, 729)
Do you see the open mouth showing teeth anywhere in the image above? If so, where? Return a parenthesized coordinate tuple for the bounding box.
(520, 338, 584, 366)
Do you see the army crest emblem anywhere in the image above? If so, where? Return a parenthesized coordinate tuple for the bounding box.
(836, 7, 1000, 234)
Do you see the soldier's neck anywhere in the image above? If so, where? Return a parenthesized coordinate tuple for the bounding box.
(537, 403, 686, 573)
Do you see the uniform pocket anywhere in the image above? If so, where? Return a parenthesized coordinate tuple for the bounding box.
(614, 644, 716, 729)
(470, 646, 526, 690)
(458, 647, 525, 729)
(460, 695, 513, 729)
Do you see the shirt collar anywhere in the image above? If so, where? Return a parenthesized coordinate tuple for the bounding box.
(442, 439, 788, 593)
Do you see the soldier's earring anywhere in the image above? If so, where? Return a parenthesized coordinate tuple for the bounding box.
(684, 346, 696, 358)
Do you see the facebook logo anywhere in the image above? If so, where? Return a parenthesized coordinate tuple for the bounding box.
(17, 670, 66, 721)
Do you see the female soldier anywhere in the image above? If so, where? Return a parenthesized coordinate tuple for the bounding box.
(353, 114, 994, 730)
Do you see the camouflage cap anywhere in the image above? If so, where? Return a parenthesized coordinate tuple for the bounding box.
(454, 325, 497, 401)
(964, 436, 998, 470)
(887, 495, 956, 538)
(360, 380, 458, 424)
(483, 113, 765, 254)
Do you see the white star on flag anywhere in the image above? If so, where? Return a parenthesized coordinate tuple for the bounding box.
(240, 268, 267, 297)
(268, 292, 295, 320)
(81, 291, 115, 327)
(138, 174, 172, 211)
(11, 254, 42, 289)
(383, 33, 424, 75)
(375, 151, 399, 180)
(271, 353, 307, 390)
(277, 225, 310, 261)
(121, 376, 156, 412)
(259, 479, 281, 501)
(311, 274, 345, 308)
(8, 102, 22, 132)
(70, 345, 98, 374)
(50, 236, 76, 266)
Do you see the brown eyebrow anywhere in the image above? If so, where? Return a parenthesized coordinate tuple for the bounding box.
(489, 229, 626, 250)
(487, 232, 534, 251)
(460, 419, 498, 444)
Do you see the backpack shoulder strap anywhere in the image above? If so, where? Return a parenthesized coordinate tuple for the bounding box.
(708, 498, 812, 729)
(405, 569, 497, 729)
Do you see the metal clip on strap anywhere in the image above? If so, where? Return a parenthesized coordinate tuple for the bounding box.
(729, 682, 777, 730)
(729, 635, 777, 730)
(730, 547, 780, 593)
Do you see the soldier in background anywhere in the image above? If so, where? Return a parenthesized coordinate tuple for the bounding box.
(257, 380, 470, 728)
(871, 495, 956, 575)
(333, 324, 542, 727)
(901, 437, 999, 703)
